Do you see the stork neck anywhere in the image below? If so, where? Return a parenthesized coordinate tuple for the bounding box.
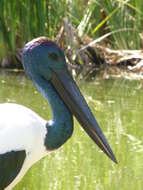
(33, 76, 73, 149)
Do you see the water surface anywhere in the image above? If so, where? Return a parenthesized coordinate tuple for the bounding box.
(0, 70, 143, 190)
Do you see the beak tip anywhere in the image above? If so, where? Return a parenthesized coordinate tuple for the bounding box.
(107, 148, 118, 164)
(111, 154, 118, 164)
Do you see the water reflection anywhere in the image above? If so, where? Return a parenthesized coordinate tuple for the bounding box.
(0, 70, 143, 190)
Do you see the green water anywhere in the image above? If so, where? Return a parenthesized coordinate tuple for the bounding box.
(0, 70, 143, 190)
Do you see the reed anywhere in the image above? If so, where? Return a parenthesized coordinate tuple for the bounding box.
(90, 0, 143, 49)
(0, 0, 142, 66)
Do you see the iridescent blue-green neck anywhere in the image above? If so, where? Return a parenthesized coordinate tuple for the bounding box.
(33, 76, 73, 150)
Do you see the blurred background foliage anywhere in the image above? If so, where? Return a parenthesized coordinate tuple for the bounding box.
(0, 0, 143, 67)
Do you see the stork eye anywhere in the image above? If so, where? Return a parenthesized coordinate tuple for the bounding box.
(48, 53, 59, 61)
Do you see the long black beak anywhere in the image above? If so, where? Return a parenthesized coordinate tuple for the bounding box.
(51, 69, 117, 163)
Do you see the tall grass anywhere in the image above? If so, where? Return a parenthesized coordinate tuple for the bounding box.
(0, 0, 143, 65)
(97, 0, 143, 49)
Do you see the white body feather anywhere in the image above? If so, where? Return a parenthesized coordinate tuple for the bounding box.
(0, 103, 48, 190)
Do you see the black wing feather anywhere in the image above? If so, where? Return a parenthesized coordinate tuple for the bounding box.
(0, 150, 26, 189)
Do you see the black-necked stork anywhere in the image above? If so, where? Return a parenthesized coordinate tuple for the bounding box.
(0, 37, 117, 190)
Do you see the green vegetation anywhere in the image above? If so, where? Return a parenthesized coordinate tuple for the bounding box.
(1, 71, 143, 190)
(0, 0, 143, 66)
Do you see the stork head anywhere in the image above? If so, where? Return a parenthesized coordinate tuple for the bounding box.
(22, 37, 117, 163)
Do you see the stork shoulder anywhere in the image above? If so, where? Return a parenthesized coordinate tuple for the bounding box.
(0, 103, 47, 156)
